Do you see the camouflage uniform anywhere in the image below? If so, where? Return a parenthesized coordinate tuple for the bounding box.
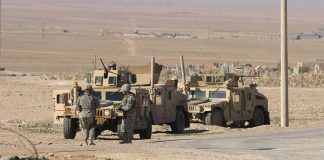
(77, 85, 100, 145)
(120, 84, 136, 143)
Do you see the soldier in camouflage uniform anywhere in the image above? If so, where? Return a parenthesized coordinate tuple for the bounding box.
(119, 84, 136, 144)
(77, 84, 100, 145)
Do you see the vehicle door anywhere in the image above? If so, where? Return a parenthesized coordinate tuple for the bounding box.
(164, 88, 175, 123)
(134, 89, 150, 128)
(230, 89, 243, 119)
(243, 89, 253, 117)
(154, 88, 166, 123)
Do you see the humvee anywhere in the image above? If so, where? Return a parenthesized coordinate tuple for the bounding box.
(53, 57, 189, 139)
(187, 73, 270, 127)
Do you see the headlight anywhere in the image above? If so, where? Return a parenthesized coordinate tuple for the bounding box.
(195, 106, 204, 112)
(104, 110, 110, 116)
(67, 99, 73, 106)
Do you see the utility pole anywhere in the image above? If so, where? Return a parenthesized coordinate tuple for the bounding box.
(281, 0, 289, 127)
(0, 0, 2, 57)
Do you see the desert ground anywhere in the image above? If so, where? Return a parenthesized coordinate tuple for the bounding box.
(1, 0, 324, 160)
(1, 73, 324, 160)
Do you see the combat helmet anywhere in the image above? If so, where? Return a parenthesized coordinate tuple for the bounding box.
(85, 84, 93, 91)
(108, 61, 117, 70)
(121, 84, 131, 92)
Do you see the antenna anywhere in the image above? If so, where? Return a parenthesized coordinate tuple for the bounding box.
(94, 54, 97, 70)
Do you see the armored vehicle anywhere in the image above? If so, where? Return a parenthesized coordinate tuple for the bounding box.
(53, 57, 189, 140)
(187, 73, 270, 127)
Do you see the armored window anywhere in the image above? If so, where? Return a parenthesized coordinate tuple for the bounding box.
(215, 76, 225, 83)
(233, 92, 240, 103)
(190, 91, 206, 99)
(206, 76, 213, 83)
(106, 92, 124, 101)
(108, 76, 116, 85)
(209, 91, 226, 98)
(246, 93, 252, 100)
(168, 91, 172, 100)
(93, 92, 102, 100)
(119, 72, 126, 81)
(56, 94, 62, 104)
(95, 76, 103, 86)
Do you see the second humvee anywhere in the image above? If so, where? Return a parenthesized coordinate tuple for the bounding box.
(187, 73, 270, 127)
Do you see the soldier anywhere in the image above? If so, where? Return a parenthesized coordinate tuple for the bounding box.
(119, 84, 136, 144)
(77, 84, 100, 146)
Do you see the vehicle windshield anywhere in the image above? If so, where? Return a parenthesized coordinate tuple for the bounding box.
(189, 90, 207, 99)
(93, 91, 102, 100)
(106, 92, 124, 101)
(209, 91, 226, 99)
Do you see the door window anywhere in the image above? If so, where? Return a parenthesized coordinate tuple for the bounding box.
(233, 92, 240, 103)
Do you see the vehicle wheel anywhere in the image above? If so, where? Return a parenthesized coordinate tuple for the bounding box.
(63, 117, 78, 139)
(205, 109, 224, 126)
(139, 118, 152, 139)
(170, 109, 186, 133)
(117, 118, 123, 140)
(249, 108, 265, 127)
(95, 128, 102, 139)
(264, 111, 271, 125)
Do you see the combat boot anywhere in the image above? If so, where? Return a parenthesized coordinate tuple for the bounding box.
(79, 140, 88, 146)
(119, 140, 131, 144)
(88, 139, 95, 145)
(119, 133, 131, 144)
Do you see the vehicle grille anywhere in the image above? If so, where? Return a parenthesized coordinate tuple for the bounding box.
(97, 110, 103, 116)
(188, 105, 197, 112)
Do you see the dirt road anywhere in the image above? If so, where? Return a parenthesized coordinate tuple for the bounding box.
(1, 124, 324, 160)
(156, 125, 324, 160)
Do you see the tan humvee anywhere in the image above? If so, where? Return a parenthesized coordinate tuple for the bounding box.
(187, 73, 270, 127)
(53, 58, 189, 140)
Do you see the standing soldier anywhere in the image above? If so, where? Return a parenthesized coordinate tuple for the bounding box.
(77, 84, 100, 146)
(119, 84, 136, 144)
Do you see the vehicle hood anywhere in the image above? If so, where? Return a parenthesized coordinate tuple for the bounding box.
(188, 98, 209, 105)
(188, 98, 226, 106)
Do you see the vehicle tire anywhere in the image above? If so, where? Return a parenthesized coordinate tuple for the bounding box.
(170, 109, 186, 133)
(95, 128, 102, 139)
(249, 108, 265, 127)
(63, 117, 78, 139)
(117, 118, 123, 140)
(139, 118, 152, 139)
(264, 111, 271, 125)
(205, 109, 224, 126)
